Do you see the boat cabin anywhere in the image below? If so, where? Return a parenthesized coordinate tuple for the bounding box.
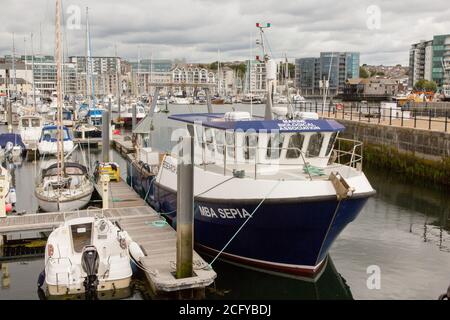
(168, 112, 345, 177)
(19, 115, 43, 130)
(41, 162, 89, 191)
(39, 125, 72, 142)
(87, 109, 103, 126)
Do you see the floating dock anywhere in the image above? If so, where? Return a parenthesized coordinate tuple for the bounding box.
(112, 135, 135, 156)
(94, 178, 147, 208)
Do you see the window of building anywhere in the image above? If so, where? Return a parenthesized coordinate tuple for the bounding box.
(307, 133, 324, 157)
(286, 133, 305, 159)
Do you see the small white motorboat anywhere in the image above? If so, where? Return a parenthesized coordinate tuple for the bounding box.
(42, 216, 133, 296)
(37, 125, 74, 156)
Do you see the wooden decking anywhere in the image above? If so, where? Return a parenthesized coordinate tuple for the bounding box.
(112, 135, 135, 155)
(0, 206, 154, 235)
(118, 215, 216, 293)
(94, 178, 147, 208)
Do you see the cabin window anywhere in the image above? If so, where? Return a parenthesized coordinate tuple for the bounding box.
(244, 133, 258, 160)
(225, 131, 235, 158)
(204, 128, 215, 152)
(31, 119, 41, 127)
(266, 134, 285, 159)
(326, 132, 338, 156)
(70, 223, 92, 253)
(215, 130, 225, 154)
(195, 126, 203, 147)
(307, 133, 324, 157)
(286, 133, 305, 159)
(22, 119, 30, 127)
(41, 128, 70, 141)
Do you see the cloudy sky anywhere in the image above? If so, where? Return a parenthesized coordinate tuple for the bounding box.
(1, 0, 450, 65)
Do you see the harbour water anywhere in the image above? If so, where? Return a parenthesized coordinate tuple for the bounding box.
(0, 104, 449, 299)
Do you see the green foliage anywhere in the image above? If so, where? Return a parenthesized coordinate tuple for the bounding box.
(230, 63, 247, 78)
(414, 79, 437, 92)
(360, 67, 369, 78)
(209, 61, 218, 70)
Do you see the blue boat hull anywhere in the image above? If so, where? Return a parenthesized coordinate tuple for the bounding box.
(154, 183, 369, 276)
(127, 162, 370, 276)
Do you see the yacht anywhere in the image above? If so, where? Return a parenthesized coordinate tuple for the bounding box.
(35, 162, 94, 212)
(37, 125, 74, 156)
(73, 108, 102, 140)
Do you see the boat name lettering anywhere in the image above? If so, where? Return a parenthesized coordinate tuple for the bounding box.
(278, 120, 320, 131)
(198, 206, 252, 219)
(162, 160, 177, 173)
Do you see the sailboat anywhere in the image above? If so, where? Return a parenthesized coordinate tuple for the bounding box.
(35, 0, 94, 212)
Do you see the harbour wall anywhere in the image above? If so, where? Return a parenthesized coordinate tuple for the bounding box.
(337, 120, 450, 186)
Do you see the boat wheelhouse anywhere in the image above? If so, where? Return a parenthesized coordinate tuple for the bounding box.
(38, 125, 74, 155)
(147, 111, 375, 277)
(18, 115, 44, 150)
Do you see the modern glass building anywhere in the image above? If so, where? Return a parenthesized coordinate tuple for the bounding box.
(295, 52, 360, 95)
(130, 59, 173, 73)
(409, 34, 450, 91)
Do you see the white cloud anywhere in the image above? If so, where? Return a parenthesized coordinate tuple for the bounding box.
(1, 0, 450, 65)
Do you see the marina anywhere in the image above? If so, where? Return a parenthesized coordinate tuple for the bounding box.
(0, 0, 449, 304)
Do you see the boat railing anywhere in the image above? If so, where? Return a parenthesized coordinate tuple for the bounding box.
(332, 137, 363, 170)
(200, 143, 316, 180)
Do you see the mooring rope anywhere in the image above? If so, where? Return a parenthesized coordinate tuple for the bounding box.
(208, 180, 281, 268)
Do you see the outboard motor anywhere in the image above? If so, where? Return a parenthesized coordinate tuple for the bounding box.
(81, 246, 99, 299)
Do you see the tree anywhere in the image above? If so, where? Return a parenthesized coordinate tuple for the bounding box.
(414, 79, 437, 92)
(209, 61, 218, 70)
(360, 66, 369, 78)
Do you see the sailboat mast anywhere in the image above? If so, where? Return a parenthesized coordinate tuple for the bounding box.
(12, 33, 17, 97)
(85, 7, 90, 104)
(55, 0, 64, 177)
(115, 44, 121, 117)
(31, 33, 36, 112)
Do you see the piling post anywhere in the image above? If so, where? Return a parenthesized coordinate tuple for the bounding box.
(0, 175, 5, 218)
(101, 174, 110, 209)
(6, 99, 12, 133)
(132, 104, 137, 131)
(445, 111, 448, 132)
(205, 88, 213, 113)
(176, 135, 194, 279)
(102, 110, 110, 163)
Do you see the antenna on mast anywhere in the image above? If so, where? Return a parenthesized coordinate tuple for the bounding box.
(256, 23, 275, 120)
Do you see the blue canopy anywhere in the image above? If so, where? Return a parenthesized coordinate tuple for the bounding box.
(40, 125, 72, 142)
(168, 113, 345, 133)
(0, 133, 26, 149)
(88, 109, 103, 117)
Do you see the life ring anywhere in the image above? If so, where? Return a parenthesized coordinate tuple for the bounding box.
(336, 103, 344, 110)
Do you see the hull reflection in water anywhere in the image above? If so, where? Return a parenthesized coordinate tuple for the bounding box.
(37, 286, 133, 300)
(206, 256, 353, 300)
